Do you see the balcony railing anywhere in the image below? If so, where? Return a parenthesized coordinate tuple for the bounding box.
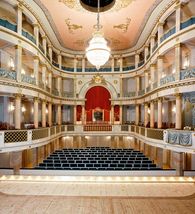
(62, 66, 74, 72)
(52, 61, 59, 68)
(39, 44, 44, 53)
(21, 74, 36, 85)
(123, 91, 136, 98)
(152, 42, 158, 52)
(0, 125, 194, 153)
(0, 68, 16, 80)
(180, 68, 195, 80)
(61, 91, 74, 98)
(138, 60, 144, 68)
(52, 88, 59, 96)
(22, 30, 36, 44)
(180, 17, 195, 30)
(160, 27, 176, 43)
(0, 18, 17, 32)
(123, 65, 135, 71)
(146, 85, 151, 93)
(160, 74, 175, 86)
(138, 89, 145, 96)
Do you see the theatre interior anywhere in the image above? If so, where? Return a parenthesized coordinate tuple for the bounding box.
(0, 0, 195, 213)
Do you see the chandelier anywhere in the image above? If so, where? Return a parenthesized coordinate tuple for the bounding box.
(86, 0, 111, 70)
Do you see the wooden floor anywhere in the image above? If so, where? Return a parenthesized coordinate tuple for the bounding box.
(0, 177, 195, 214)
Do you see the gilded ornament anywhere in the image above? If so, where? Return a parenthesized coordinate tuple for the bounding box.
(65, 18, 82, 34)
(113, 18, 131, 33)
(90, 74, 106, 85)
(78, 80, 83, 85)
(114, 80, 118, 84)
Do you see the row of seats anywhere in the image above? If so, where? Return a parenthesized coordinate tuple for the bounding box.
(36, 147, 160, 171)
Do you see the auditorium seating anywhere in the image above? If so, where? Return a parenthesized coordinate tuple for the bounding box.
(35, 147, 161, 170)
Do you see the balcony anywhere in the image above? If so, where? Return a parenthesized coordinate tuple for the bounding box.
(138, 60, 144, 68)
(146, 85, 151, 93)
(52, 88, 59, 96)
(39, 44, 44, 54)
(123, 65, 135, 72)
(0, 18, 17, 32)
(180, 17, 195, 30)
(153, 82, 158, 89)
(180, 68, 195, 80)
(21, 74, 36, 85)
(160, 27, 176, 43)
(152, 43, 158, 52)
(123, 91, 136, 98)
(0, 125, 194, 153)
(61, 91, 74, 98)
(22, 30, 36, 44)
(0, 68, 16, 80)
(39, 80, 44, 89)
(160, 74, 175, 86)
(138, 89, 145, 96)
(52, 61, 59, 68)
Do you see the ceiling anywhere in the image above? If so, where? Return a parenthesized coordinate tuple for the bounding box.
(35, 0, 161, 51)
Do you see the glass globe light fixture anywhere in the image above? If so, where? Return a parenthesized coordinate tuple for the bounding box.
(86, 0, 110, 70)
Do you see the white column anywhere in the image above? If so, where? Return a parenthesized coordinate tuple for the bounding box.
(15, 94, 21, 129)
(58, 53, 62, 69)
(150, 101, 155, 128)
(42, 36, 47, 55)
(42, 65, 46, 89)
(57, 104, 62, 125)
(48, 102, 52, 127)
(158, 22, 164, 45)
(135, 54, 140, 69)
(119, 57, 123, 72)
(135, 104, 140, 126)
(33, 23, 39, 46)
(145, 71, 149, 92)
(17, 3, 23, 35)
(57, 76, 62, 96)
(158, 98, 163, 128)
(48, 45, 52, 63)
(136, 76, 140, 95)
(175, 94, 182, 130)
(73, 105, 77, 124)
(175, 43, 181, 81)
(42, 100, 46, 128)
(157, 56, 164, 86)
(82, 57, 85, 72)
(175, 3, 181, 32)
(48, 72, 52, 92)
(33, 56, 39, 85)
(144, 103, 149, 127)
(150, 64, 156, 88)
(111, 57, 115, 72)
(15, 45, 22, 82)
(74, 57, 77, 72)
(144, 46, 149, 62)
(150, 35, 155, 55)
(34, 97, 39, 129)
(119, 105, 123, 124)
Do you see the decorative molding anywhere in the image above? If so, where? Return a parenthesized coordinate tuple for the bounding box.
(90, 74, 106, 85)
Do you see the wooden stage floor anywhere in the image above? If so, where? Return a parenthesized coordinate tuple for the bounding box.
(0, 175, 195, 214)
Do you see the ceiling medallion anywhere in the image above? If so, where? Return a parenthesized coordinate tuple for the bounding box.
(59, 0, 135, 13)
(90, 74, 106, 85)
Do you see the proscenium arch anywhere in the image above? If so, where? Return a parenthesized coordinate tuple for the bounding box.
(78, 80, 118, 99)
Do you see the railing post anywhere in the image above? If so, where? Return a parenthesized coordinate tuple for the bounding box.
(27, 130, 32, 142)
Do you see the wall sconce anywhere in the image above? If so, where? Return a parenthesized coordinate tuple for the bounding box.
(31, 73, 35, 78)
(8, 103, 15, 112)
(147, 108, 150, 114)
(22, 106, 26, 112)
(172, 106, 176, 113)
(161, 73, 165, 78)
(183, 54, 189, 69)
(21, 69, 25, 74)
(172, 68, 176, 74)
(9, 58, 15, 70)
(46, 108, 48, 114)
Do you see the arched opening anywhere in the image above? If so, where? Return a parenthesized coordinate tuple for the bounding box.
(85, 86, 111, 122)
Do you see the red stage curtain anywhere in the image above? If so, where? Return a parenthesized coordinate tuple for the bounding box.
(85, 86, 111, 121)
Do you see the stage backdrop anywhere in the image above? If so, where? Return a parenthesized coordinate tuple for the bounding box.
(85, 86, 111, 122)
